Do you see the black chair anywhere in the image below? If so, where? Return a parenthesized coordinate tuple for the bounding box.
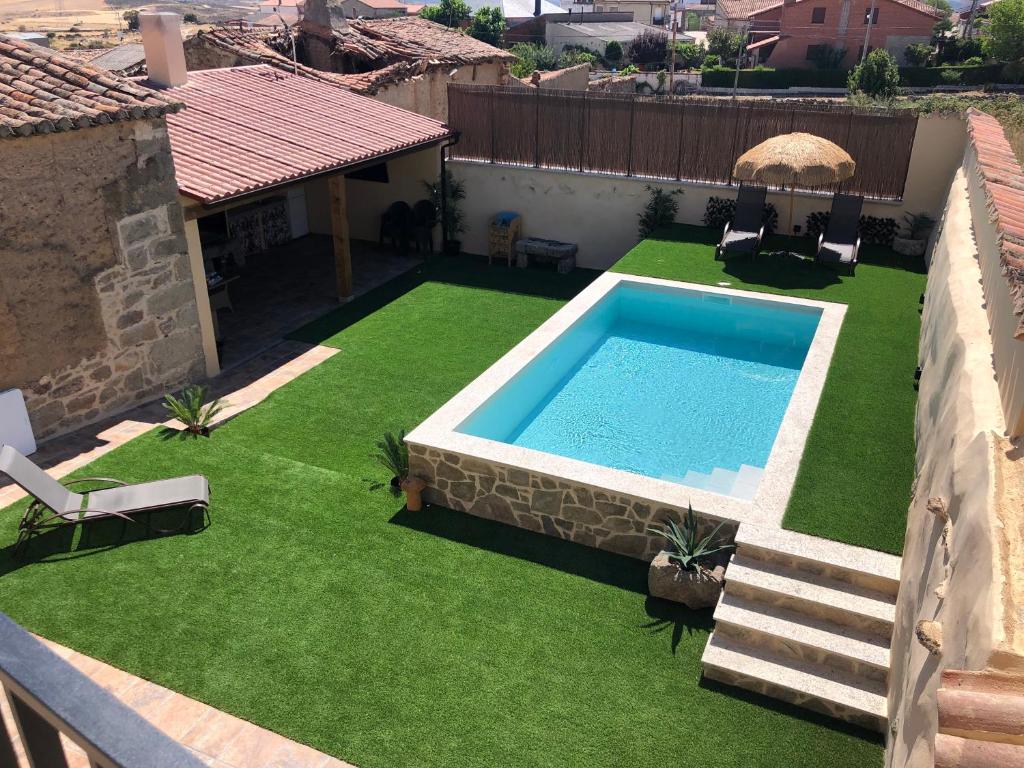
(716, 185, 768, 260)
(379, 201, 414, 253)
(816, 194, 864, 275)
(411, 199, 437, 254)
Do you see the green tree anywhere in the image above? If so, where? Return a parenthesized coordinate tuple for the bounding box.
(122, 9, 139, 31)
(985, 0, 1024, 64)
(675, 41, 706, 68)
(847, 49, 900, 99)
(904, 42, 933, 66)
(183, 12, 200, 24)
(560, 47, 596, 67)
(508, 42, 559, 78)
(467, 6, 504, 46)
(604, 39, 623, 62)
(706, 27, 743, 66)
(420, 0, 471, 28)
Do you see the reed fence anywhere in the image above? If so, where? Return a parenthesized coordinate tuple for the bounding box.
(447, 85, 919, 200)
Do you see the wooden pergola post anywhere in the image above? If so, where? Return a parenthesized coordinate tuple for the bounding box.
(328, 174, 353, 300)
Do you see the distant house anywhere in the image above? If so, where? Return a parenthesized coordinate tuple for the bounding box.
(464, 0, 565, 23)
(182, 8, 514, 120)
(338, 0, 416, 17)
(715, 0, 941, 67)
(257, 0, 306, 23)
(546, 19, 688, 53)
(591, 0, 669, 24)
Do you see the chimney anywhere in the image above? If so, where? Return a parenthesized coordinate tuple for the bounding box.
(140, 12, 187, 88)
(534, 0, 542, 16)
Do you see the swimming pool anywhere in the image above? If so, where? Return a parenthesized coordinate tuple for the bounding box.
(406, 273, 844, 559)
(457, 282, 821, 500)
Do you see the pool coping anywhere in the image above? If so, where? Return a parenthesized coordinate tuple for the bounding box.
(406, 272, 846, 530)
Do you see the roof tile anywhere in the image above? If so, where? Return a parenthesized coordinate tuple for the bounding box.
(159, 65, 451, 204)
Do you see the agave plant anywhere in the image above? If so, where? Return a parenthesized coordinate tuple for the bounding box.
(162, 385, 224, 437)
(371, 430, 409, 484)
(648, 505, 733, 572)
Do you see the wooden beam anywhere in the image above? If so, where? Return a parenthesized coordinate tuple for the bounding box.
(328, 174, 353, 299)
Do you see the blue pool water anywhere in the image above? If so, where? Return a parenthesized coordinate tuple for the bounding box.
(457, 282, 822, 499)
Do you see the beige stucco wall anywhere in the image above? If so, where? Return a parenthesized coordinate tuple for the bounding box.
(306, 146, 442, 242)
(964, 144, 1024, 437)
(449, 114, 965, 269)
(371, 61, 507, 122)
(886, 161, 1024, 766)
(0, 120, 205, 440)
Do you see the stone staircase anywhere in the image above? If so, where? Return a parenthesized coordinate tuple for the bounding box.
(664, 464, 764, 500)
(700, 524, 901, 733)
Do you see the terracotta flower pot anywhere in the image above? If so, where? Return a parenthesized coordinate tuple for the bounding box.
(401, 476, 427, 512)
(648, 550, 725, 609)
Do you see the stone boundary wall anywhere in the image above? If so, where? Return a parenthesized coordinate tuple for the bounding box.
(0, 119, 205, 440)
(409, 444, 738, 562)
(886, 154, 1024, 765)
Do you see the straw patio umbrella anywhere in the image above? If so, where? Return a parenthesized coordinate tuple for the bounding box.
(732, 133, 855, 236)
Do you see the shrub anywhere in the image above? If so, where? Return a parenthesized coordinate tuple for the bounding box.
(163, 385, 223, 437)
(605, 39, 623, 62)
(420, 0, 471, 27)
(648, 506, 733, 572)
(963, 56, 984, 66)
(560, 47, 596, 68)
(468, 6, 505, 46)
(424, 171, 465, 238)
(674, 41, 706, 69)
(848, 49, 900, 99)
(627, 29, 669, 65)
(702, 54, 721, 69)
(940, 68, 962, 84)
(706, 27, 743, 66)
(904, 42, 933, 67)
(701, 66, 848, 88)
(704, 197, 778, 235)
(182, 11, 199, 23)
(509, 42, 559, 78)
(638, 185, 683, 239)
(859, 215, 899, 245)
(805, 210, 830, 238)
(371, 430, 409, 483)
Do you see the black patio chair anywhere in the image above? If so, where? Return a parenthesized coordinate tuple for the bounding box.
(411, 199, 437, 254)
(379, 201, 414, 254)
(816, 194, 864, 275)
(716, 185, 767, 260)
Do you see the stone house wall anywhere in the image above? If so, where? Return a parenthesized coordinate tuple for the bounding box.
(409, 444, 738, 561)
(0, 119, 205, 440)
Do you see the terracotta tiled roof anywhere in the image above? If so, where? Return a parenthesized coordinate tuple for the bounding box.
(188, 26, 354, 84)
(717, 0, 939, 19)
(0, 35, 181, 139)
(333, 17, 516, 66)
(158, 65, 451, 204)
(966, 107, 1024, 338)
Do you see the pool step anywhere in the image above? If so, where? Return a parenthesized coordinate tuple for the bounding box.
(676, 464, 764, 500)
(699, 523, 900, 732)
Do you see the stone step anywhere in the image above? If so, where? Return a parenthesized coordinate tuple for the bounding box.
(713, 592, 890, 683)
(706, 467, 738, 494)
(701, 632, 888, 733)
(734, 524, 901, 597)
(731, 464, 764, 499)
(725, 554, 896, 638)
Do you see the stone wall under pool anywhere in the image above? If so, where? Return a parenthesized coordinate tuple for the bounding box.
(408, 444, 738, 562)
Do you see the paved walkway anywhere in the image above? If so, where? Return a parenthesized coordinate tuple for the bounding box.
(0, 341, 338, 510)
(1, 638, 354, 768)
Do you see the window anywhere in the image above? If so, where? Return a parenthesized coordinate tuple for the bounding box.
(806, 43, 827, 60)
(811, 6, 826, 22)
(863, 6, 879, 23)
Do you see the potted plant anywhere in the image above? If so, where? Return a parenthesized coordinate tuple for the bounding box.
(893, 212, 936, 257)
(424, 171, 466, 257)
(371, 430, 427, 511)
(647, 506, 733, 609)
(162, 385, 224, 437)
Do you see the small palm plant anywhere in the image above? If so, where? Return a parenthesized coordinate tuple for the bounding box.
(372, 430, 409, 487)
(162, 385, 224, 437)
(648, 505, 733, 572)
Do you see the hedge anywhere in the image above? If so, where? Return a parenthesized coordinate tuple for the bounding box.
(700, 64, 1010, 89)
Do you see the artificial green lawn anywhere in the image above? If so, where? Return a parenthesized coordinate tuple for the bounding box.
(0, 253, 882, 768)
(613, 224, 926, 554)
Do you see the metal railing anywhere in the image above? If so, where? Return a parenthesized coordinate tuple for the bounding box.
(0, 612, 206, 768)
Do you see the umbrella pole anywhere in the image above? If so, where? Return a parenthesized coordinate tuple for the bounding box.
(787, 186, 796, 237)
